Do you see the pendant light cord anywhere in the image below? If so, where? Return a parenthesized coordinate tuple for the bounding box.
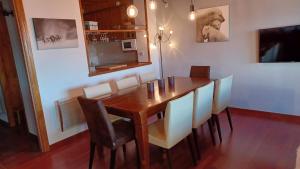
(190, 0, 195, 11)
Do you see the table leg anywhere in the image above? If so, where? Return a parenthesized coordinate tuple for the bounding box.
(133, 112, 150, 169)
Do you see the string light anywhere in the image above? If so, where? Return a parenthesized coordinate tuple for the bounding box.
(149, 0, 157, 10)
(150, 43, 157, 49)
(149, 0, 168, 10)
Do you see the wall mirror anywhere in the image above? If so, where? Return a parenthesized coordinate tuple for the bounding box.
(80, 0, 151, 76)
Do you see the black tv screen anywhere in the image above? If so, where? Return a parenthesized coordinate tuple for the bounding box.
(259, 25, 300, 63)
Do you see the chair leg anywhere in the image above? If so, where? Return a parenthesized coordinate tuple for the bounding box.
(192, 128, 201, 159)
(226, 108, 233, 131)
(89, 142, 96, 169)
(213, 115, 222, 143)
(135, 139, 140, 169)
(207, 119, 216, 145)
(157, 112, 162, 119)
(211, 116, 215, 127)
(165, 149, 173, 169)
(110, 149, 117, 169)
(122, 144, 127, 159)
(187, 134, 197, 165)
(157, 111, 166, 119)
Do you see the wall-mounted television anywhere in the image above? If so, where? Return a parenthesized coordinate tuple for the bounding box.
(259, 25, 300, 63)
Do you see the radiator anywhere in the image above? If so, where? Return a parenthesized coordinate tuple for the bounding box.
(56, 97, 86, 132)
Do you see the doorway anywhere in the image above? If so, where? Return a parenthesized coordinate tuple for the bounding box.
(0, 0, 40, 166)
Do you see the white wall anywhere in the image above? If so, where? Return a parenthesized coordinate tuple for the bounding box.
(0, 0, 37, 134)
(22, 0, 160, 144)
(156, 0, 300, 116)
(134, 0, 149, 62)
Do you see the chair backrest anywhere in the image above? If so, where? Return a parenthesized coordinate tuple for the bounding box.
(190, 66, 211, 79)
(116, 76, 139, 90)
(164, 92, 194, 147)
(83, 83, 112, 99)
(193, 82, 214, 128)
(140, 72, 157, 83)
(78, 97, 116, 148)
(212, 75, 233, 114)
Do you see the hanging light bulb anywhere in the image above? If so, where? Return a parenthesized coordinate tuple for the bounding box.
(189, 11, 196, 21)
(149, 0, 157, 10)
(189, 0, 196, 21)
(127, 5, 138, 18)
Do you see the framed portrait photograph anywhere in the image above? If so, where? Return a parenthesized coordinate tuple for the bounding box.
(196, 5, 229, 43)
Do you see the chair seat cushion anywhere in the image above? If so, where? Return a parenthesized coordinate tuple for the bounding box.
(148, 120, 170, 149)
(113, 120, 135, 147)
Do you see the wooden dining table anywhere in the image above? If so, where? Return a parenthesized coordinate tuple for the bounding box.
(102, 77, 211, 169)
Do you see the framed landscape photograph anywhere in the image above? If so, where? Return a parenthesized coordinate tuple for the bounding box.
(196, 5, 229, 43)
(33, 18, 78, 50)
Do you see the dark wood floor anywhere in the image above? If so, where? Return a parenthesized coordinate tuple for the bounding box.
(1, 108, 300, 169)
(0, 107, 40, 168)
(0, 124, 40, 169)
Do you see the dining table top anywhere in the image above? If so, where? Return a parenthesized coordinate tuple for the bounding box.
(102, 77, 211, 117)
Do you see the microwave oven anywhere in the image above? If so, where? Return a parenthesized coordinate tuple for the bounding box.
(121, 39, 137, 51)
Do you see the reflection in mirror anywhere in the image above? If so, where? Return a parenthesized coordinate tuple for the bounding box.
(80, 0, 150, 75)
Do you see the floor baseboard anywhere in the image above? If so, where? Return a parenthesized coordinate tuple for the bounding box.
(230, 107, 300, 124)
(50, 130, 89, 149)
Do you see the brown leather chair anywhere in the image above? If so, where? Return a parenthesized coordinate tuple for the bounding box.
(190, 66, 211, 79)
(78, 97, 139, 169)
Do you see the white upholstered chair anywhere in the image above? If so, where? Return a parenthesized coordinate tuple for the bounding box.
(148, 92, 197, 169)
(116, 76, 139, 90)
(139, 72, 157, 83)
(83, 83, 122, 122)
(212, 75, 233, 143)
(83, 83, 112, 99)
(192, 82, 216, 158)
